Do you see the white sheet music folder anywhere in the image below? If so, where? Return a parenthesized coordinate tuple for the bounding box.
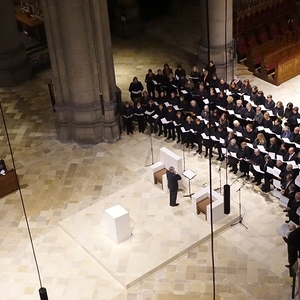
(183, 169, 196, 180)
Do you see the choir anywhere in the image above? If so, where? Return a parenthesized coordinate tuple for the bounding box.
(123, 63, 300, 225)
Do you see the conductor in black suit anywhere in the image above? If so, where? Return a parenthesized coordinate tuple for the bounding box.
(166, 166, 182, 207)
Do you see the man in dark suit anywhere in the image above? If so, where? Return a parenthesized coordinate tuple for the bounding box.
(284, 147, 296, 162)
(166, 166, 182, 207)
(283, 223, 300, 276)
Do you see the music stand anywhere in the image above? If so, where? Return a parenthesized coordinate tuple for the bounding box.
(183, 169, 196, 198)
(145, 120, 154, 167)
(145, 129, 154, 166)
(231, 182, 248, 229)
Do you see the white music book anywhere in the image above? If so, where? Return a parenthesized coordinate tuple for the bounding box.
(183, 169, 196, 180)
(272, 167, 281, 178)
(266, 166, 273, 174)
(161, 118, 170, 124)
(279, 195, 289, 207)
(131, 90, 141, 94)
(295, 175, 300, 188)
(268, 152, 276, 160)
(273, 179, 281, 189)
(253, 165, 264, 173)
(215, 88, 220, 93)
(144, 110, 154, 115)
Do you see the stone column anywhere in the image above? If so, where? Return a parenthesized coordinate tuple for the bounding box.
(113, 0, 141, 38)
(198, 0, 235, 81)
(0, 0, 32, 87)
(41, 0, 120, 145)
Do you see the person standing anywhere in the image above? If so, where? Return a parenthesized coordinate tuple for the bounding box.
(166, 166, 181, 207)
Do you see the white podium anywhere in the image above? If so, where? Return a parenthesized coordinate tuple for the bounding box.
(191, 187, 225, 223)
(105, 205, 131, 243)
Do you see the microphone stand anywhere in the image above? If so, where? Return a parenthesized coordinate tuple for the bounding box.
(231, 181, 248, 229)
(181, 130, 190, 171)
(145, 120, 154, 167)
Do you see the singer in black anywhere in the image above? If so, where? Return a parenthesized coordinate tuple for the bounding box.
(166, 166, 181, 207)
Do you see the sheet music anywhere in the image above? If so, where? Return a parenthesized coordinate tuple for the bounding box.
(227, 127, 233, 132)
(268, 152, 276, 160)
(253, 165, 264, 173)
(273, 189, 281, 198)
(257, 145, 266, 152)
(277, 221, 297, 236)
(144, 110, 154, 115)
(131, 90, 141, 94)
(180, 126, 189, 133)
(216, 105, 226, 111)
(264, 128, 273, 134)
(229, 152, 237, 158)
(161, 118, 170, 124)
(236, 131, 243, 137)
(211, 136, 219, 141)
(276, 154, 283, 162)
(175, 75, 179, 80)
(282, 138, 292, 144)
(259, 105, 267, 111)
(273, 179, 281, 189)
(244, 95, 251, 101)
(279, 195, 289, 207)
(183, 169, 196, 180)
(152, 114, 158, 119)
(272, 167, 281, 178)
(247, 143, 254, 149)
(201, 133, 209, 139)
(295, 175, 300, 188)
(203, 99, 209, 104)
(266, 166, 273, 175)
(219, 138, 225, 144)
(152, 80, 158, 85)
(164, 102, 170, 107)
(215, 88, 220, 93)
(181, 90, 188, 94)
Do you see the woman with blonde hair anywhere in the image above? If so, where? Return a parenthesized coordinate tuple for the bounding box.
(253, 132, 267, 149)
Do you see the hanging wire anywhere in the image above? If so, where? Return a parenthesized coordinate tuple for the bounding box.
(0, 100, 43, 288)
(205, 0, 216, 299)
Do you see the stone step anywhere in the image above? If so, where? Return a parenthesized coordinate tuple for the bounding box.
(236, 63, 253, 76)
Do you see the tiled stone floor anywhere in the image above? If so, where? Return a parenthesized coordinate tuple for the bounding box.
(1, 2, 300, 299)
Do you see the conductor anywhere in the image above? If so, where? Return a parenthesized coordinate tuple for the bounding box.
(166, 166, 181, 207)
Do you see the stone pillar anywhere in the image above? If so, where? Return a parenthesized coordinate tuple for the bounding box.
(41, 0, 120, 145)
(0, 0, 32, 87)
(113, 0, 141, 38)
(198, 0, 235, 81)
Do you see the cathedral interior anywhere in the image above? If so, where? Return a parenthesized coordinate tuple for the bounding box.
(1, 0, 300, 299)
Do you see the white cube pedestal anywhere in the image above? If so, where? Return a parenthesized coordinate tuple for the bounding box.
(105, 205, 131, 243)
